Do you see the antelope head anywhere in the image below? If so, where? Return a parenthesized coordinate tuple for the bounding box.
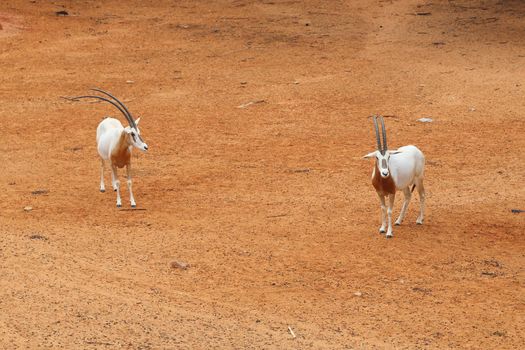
(363, 115, 400, 178)
(72, 88, 149, 152)
(123, 116, 148, 152)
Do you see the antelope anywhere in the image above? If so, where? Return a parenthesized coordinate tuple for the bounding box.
(363, 115, 425, 238)
(71, 88, 148, 208)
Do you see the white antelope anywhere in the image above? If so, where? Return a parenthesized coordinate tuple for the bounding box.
(71, 88, 148, 208)
(363, 115, 425, 238)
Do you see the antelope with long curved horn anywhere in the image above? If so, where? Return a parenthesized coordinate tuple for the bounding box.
(70, 88, 148, 207)
(363, 115, 425, 238)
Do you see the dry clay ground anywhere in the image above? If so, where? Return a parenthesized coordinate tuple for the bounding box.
(0, 0, 524, 349)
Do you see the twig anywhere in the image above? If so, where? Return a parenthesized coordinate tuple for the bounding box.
(291, 168, 311, 173)
(84, 340, 114, 346)
(31, 189, 49, 195)
(237, 99, 265, 109)
(29, 234, 48, 241)
(288, 326, 296, 338)
(266, 214, 288, 218)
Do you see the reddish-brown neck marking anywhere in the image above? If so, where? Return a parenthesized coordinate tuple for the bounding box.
(111, 132, 131, 168)
(372, 161, 396, 195)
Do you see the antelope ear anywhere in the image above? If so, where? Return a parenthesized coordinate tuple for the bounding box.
(363, 151, 377, 159)
(135, 117, 141, 125)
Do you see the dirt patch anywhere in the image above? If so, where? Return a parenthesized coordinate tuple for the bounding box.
(0, 12, 22, 38)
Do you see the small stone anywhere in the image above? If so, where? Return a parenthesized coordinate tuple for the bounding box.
(24, 206, 32, 212)
(469, 107, 476, 112)
(418, 117, 433, 123)
(126, 80, 134, 84)
(170, 260, 189, 270)
(354, 291, 362, 297)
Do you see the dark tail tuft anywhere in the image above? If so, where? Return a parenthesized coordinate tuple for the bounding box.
(411, 184, 416, 193)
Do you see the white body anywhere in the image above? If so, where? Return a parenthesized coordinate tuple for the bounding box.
(388, 145, 425, 190)
(97, 117, 147, 207)
(97, 117, 125, 160)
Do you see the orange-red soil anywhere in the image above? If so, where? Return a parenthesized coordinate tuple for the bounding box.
(1, 0, 524, 348)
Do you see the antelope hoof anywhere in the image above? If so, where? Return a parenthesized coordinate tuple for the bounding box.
(117, 204, 122, 208)
(131, 204, 136, 208)
(100, 189, 105, 193)
(379, 228, 386, 234)
(386, 233, 393, 238)
(395, 221, 401, 226)
(416, 219, 423, 225)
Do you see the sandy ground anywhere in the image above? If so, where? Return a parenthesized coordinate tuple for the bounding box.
(0, 0, 524, 348)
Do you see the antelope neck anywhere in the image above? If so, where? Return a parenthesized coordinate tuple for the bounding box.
(372, 161, 396, 195)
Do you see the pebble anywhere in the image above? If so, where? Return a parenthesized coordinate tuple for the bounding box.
(354, 291, 362, 297)
(170, 260, 189, 270)
(24, 206, 32, 212)
(418, 117, 433, 123)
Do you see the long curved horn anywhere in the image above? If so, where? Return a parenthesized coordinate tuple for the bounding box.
(69, 95, 131, 122)
(90, 88, 137, 129)
(379, 115, 387, 153)
(372, 115, 382, 153)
